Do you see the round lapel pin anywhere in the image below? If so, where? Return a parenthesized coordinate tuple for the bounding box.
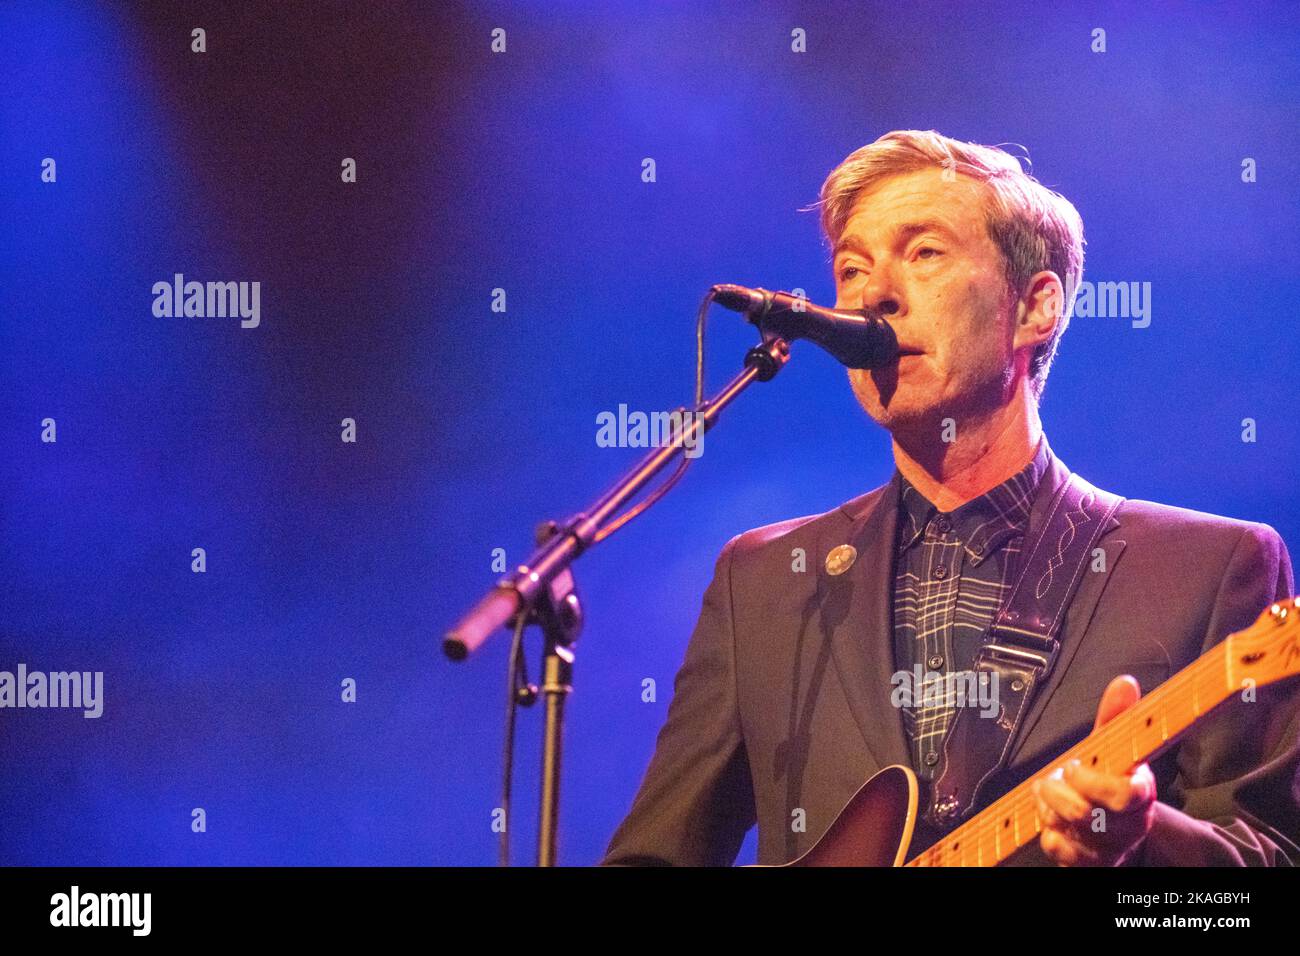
(825, 544, 858, 576)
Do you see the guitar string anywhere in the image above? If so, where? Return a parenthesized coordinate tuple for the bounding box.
(961, 645, 1241, 865)
(908, 642, 1237, 866)
(915, 657, 1209, 866)
(921, 612, 1293, 866)
(956, 651, 1226, 866)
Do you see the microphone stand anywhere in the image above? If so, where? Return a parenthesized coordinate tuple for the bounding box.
(444, 333, 792, 866)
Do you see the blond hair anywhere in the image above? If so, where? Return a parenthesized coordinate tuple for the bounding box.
(816, 130, 1085, 401)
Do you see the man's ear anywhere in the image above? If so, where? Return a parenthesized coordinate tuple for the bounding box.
(1013, 270, 1064, 353)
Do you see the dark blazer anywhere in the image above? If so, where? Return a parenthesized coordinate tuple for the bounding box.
(602, 446, 1300, 866)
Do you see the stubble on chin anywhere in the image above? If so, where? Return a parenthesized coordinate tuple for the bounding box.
(847, 361, 1011, 443)
(847, 367, 942, 436)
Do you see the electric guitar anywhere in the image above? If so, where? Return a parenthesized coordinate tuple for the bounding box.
(778, 597, 1300, 867)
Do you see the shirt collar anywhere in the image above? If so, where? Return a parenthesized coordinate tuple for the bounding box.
(895, 436, 1053, 565)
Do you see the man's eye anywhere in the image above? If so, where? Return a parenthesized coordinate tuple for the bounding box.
(838, 266, 861, 281)
(915, 247, 942, 260)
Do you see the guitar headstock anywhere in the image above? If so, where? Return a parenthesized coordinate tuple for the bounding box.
(1232, 598, 1300, 687)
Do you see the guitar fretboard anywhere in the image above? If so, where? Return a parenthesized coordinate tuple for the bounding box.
(905, 639, 1240, 867)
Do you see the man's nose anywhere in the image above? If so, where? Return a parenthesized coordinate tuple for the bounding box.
(858, 268, 902, 317)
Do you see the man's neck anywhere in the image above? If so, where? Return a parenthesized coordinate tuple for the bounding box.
(891, 389, 1043, 512)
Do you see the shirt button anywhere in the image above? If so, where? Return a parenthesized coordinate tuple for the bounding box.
(924, 752, 940, 767)
(932, 564, 948, 580)
(927, 654, 944, 670)
(934, 515, 952, 534)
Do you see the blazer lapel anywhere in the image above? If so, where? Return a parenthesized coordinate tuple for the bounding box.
(817, 475, 914, 775)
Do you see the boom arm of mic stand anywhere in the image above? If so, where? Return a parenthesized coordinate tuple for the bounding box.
(443, 335, 791, 661)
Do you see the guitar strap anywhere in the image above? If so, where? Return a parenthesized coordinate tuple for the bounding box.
(922, 470, 1125, 831)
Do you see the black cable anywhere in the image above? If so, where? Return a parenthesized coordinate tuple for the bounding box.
(499, 610, 530, 867)
(591, 288, 715, 544)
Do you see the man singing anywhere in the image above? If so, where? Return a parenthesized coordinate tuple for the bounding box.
(601, 129, 1299, 866)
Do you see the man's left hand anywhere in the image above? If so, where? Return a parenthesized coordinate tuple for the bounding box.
(1033, 675, 1157, 866)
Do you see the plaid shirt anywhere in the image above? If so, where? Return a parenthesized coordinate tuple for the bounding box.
(891, 437, 1052, 785)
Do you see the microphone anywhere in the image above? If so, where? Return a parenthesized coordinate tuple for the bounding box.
(711, 284, 899, 369)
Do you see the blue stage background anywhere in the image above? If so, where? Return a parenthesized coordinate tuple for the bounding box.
(2, 1, 1297, 865)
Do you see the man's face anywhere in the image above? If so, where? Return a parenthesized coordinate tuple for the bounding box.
(833, 168, 1019, 434)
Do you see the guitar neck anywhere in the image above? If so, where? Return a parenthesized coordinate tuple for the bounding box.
(904, 638, 1242, 867)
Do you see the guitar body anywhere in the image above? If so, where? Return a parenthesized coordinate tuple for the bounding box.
(783, 764, 918, 867)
